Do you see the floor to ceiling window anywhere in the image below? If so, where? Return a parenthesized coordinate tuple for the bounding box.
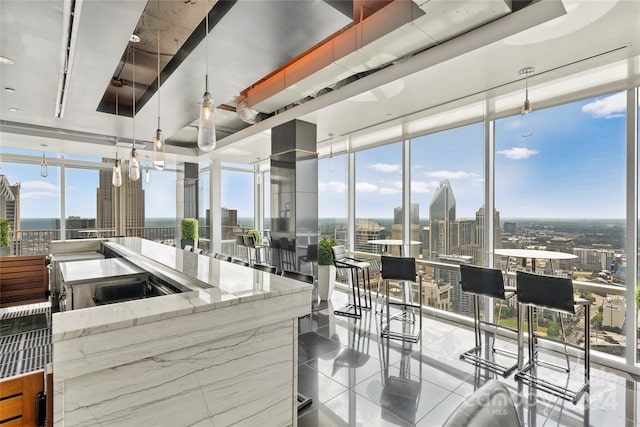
(65, 168, 99, 239)
(410, 123, 484, 316)
(199, 168, 210, 243)
(318, 154, 348, 245)
(221, 168, 255, 239)
(0, 159, 61, 255)
(355, 142, 403, 255)
(142, 169, 177, 243)
(263, 171, 270, 237)
(495, 91, 627, 359)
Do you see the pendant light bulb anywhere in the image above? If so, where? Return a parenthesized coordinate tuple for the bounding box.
(129, 147, 141, 181)
(40, 145, 48, 177)
(197, 89, 216, 152)
(153, 128, 165, 170)
(112, 158, 123, 187)
(145, 168, 150, 183)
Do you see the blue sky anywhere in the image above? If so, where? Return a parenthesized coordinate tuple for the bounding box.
(0, 91, 634, 220)
(318, 91, 630, 219)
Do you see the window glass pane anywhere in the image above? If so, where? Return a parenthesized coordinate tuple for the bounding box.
(411, 123, 484, 317)
(199, 169, 210, 247)
(0, 162, 61, 255)
(141, 170, 177, 244)
(319, 154, 347, 245)
(355, 142, 402, 254)
(496, 91, 626, 359)
(221, 169, 254, 239)
(263, 171, 271, 237)
(65, 168, 101, 239)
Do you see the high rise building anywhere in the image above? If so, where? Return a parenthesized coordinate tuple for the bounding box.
(354, 218, 384, 253)
(428, 180, 455, 259)
(221, 207, 239, 239)
(0, 175, 20, 234)
(96, 164, 145, 235)
(391, 204, 420, 257)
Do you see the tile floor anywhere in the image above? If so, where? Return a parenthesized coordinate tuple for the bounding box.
(297, 290, 640, 427)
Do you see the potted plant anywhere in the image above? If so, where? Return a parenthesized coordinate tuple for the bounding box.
(318, 238, 337, 300)
(180, 218, 198, 249)
(246, 229, 262, 245)
(0, 219, 11, 257)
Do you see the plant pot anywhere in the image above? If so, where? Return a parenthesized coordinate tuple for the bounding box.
(181, 239, 195, 249)
(0, 246, 10, 257)
(318, 265, 336, 300)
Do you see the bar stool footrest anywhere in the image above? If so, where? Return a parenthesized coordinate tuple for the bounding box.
(515, 364, 588, 404)
(459, 346, 517, 378)
(297, 393, 312, 411)
(334, 303, 362, 319)
(381, 328, 421, 343)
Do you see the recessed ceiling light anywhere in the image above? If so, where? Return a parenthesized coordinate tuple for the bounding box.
(4, 87, 16, 93)
(8, 108, 23, 113)
(0, 56, 14, 64)
(129, 34, 141, 43)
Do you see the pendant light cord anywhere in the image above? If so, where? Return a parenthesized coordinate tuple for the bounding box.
(157, 0, 161, 129)
(132, 45, 136, 149)
(205, 3, 209, 92)
(115, 81, 119, 160)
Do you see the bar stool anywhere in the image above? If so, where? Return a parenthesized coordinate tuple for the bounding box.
(231, 258, 249, 267)
(282, 270, 314, 284)
(279, 237, 296, 272)
(332, 245, 372, 319)
(213, 253, 231, 262)
(514, 271, 590, 404)
(235, 235, 246, 260)
(253, 263, 277, 274)
(458, 264, 518, 377)
(380, 256, 422, 343)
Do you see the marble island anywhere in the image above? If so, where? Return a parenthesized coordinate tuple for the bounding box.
(52, 237, 312, 426)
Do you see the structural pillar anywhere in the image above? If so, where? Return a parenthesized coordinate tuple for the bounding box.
(271, 120, 318, 275)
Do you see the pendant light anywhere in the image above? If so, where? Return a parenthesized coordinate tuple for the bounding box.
(40, 144, 48, 177)
(519, 66, 535, 115)
(153, 0, 166, 170)
(197, 5, 216, 152)
(112, 80, 123, 187)
(145, 167, 150, 183)
(129, 45, 141, 182)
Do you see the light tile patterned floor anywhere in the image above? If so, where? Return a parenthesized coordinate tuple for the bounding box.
(298, 290, 639, 426)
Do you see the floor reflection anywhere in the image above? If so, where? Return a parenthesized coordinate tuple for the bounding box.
(298, 290, 638, 426)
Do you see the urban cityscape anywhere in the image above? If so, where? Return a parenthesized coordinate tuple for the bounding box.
(0, 170, 631, 358)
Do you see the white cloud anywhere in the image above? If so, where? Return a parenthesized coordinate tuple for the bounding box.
(20, 180, 59, 199)
(369, 163, 400, 173)
(497, 147, 539, 160)
(356, 182, 378, 192)
(411, 180, 438, 194)
(425, 170, 475, 180)
(379, 187, 400, 195)
(581, 92, 625, 119)
(319, 181, 346, 193)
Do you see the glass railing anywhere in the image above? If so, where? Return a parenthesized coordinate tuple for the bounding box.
(350, 249, 627, 359)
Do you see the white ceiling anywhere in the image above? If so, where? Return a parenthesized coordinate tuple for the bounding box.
(1, 0, 639, 168)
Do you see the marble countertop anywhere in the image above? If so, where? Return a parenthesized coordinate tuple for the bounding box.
(52, 237, 312, 342)
(59, 257, 145, 286)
